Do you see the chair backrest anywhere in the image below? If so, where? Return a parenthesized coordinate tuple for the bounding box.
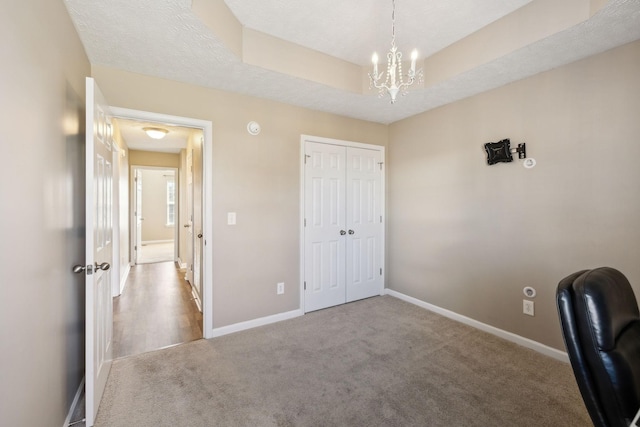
(557, 267, 640, 427)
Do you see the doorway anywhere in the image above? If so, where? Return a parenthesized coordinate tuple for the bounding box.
(110, 108, 213, 356)
(131, 167, 178, 265)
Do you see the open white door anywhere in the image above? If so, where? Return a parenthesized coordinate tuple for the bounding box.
(192, 136, 204, 304)
(185, 149, 194, 283)
(85, 77, 114, 426)
(134, 169, 142, 264)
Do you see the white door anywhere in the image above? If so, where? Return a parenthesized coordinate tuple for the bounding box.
(134, 169, 142, 264)
(185, 149, 194, 283)
(345, 148, 383, 302)
(192, 136, 204, 303)
(304, 142, 347, 312)
(85, 77, 114, 426)
(303, 140, 384, 312)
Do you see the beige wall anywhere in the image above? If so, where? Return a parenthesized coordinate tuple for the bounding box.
(93, 65, 388, 328)
(129, 150, 180, 168)
(0, 2, 90, 426)
(140, 169, 175, 242)
(387, 40, 640, 350)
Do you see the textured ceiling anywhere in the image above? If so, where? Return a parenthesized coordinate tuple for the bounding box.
(224, 0, 533, 65)
(65, 0, 640, 125)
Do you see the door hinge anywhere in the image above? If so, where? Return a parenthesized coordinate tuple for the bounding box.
(134, 245, 137, 251)
(304, 218, 306, 227)
(380, 268, 382, 276)
(380, 215, 382, 223)
(304, 281, 307, 290)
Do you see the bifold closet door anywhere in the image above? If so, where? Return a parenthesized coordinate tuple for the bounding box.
(345, 147, 383, 303)
(304, 141, 383, 312)
(304, 142, 347, 312)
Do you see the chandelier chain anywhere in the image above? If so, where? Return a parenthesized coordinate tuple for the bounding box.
(391, 0, 396, 47)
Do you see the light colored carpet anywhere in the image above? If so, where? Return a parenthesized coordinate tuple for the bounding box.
(137, 242, 174, 264)
(95, 296, 590, 426)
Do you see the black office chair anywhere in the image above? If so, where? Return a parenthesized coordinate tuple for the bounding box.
(557, 267, 640, 426)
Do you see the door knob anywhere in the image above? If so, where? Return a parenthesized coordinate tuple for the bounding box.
(348, 230, 355, 235)
(184, 224, 191, 228)
(197, 233, 203, 238)
(340, 230, 346, 235)
(95, 262, 111, 271)
(72, 265, 86, 274)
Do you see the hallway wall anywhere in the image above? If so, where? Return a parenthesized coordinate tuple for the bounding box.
(0, 2, 91, 426)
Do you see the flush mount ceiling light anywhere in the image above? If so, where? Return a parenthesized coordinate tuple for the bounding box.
(143, 127, 169, 139)
(369, 0, 423, 104)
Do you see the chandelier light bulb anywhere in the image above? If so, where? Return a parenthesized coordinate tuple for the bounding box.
(372, 52, 379, 77)
(410, 49, 417, 74)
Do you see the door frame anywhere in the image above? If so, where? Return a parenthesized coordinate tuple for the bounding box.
(130, 166, 179, 266)
(112, 107, 214, 339)
(299, 134, 386, 313)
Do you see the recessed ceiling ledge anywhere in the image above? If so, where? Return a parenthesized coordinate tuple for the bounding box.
(191, 0, 362, 94)
(191, 0, 242, 58)
(242, 28, 363, 94)
(423, 0, 597, 88)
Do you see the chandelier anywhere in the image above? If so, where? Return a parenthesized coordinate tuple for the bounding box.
(369, 0, 423, 104)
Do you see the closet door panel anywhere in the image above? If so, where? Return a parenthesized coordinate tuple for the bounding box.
(346, 147, 383, 302)
(304, 142, 347, 312)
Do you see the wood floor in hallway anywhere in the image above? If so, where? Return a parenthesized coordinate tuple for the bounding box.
(113, 262, 203, 359)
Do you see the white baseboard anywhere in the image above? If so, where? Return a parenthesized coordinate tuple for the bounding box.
(191, 286, 202, 312)
(63, 377, 84, 427)
(384, 289, 569, 363)
(119, 263, 131, 295)
(211, 309, 304, 338)
(176, 258, 187, 269)
(141, 239, 173, 245)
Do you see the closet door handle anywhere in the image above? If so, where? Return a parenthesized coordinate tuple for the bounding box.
(340, 230, 346, 235)
(348, 230, 355, 235)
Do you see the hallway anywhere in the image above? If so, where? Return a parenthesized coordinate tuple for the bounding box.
(112, 262, 203, 359)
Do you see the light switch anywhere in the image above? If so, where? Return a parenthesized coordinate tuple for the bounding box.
(227, 212, 236, 225)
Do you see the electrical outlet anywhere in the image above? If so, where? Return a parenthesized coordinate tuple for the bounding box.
(277, 282, 284, 295)
(523, 299, 534, 316)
